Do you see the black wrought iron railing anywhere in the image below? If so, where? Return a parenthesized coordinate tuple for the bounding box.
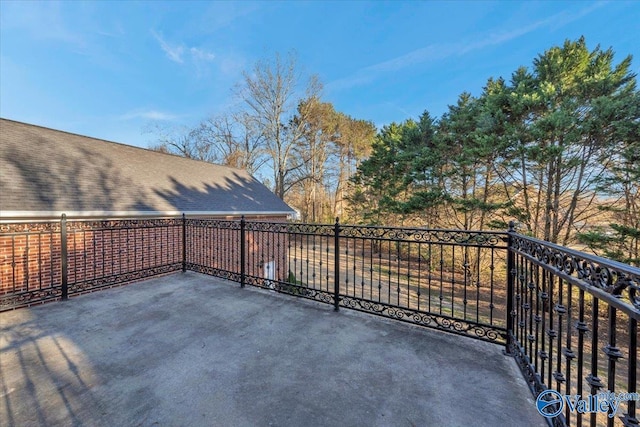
(182, 218, 508, 341)
(0, 215, 183, 308)
(506, 225, 639, 427)
(234, 219, 508, 342)
(1, 215, 638, 426)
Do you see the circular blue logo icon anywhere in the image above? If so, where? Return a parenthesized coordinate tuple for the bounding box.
(536, 389, 564, 418)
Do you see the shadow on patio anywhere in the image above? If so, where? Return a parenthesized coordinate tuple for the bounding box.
(0, 271, 545, 427)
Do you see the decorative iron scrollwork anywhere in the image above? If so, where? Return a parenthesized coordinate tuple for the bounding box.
(68, 264, 182, 295)
(340, 225, 507, 247)
(286, 223, 334, 236)
(187, 264, 242, 283)
(0, 287, 62, 310)
(339, 296, 505, 343)
(187, 219, 240, 230)
(511, 234, 640, 312)
(67, 218, 183, 231)
(0, 221, 61, 233)
(244, 221, 290, 234)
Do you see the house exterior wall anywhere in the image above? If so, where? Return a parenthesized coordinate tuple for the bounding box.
(0, 218, 184, 310)
(0, 222, 63, 304)
(65, 219, 184, 294)
(1, 215, 290, 310)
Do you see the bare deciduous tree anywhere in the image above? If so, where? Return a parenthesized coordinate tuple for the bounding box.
(238, 51, 322, 199)
(193, 113, 266, 175)
(145, 52, 375, 220)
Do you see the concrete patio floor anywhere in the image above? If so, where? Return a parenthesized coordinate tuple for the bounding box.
(1, 272, 545, 427)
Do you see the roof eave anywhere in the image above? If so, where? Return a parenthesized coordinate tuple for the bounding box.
(0, 210, 296, 221)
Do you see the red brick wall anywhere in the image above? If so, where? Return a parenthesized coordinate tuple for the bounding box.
(1, 218, 183, 310)
(1, 215, 291, 310)
(0, 222, 62, 303)
(65, 219, 183, 294)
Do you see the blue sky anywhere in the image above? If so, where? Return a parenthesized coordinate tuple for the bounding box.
(1, 1, 639, 149)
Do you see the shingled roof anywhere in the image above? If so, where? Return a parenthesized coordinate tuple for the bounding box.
(0, 118, 295, 219)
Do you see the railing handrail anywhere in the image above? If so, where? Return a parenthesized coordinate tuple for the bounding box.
(509, 230, 640, 317)
(509, 230, 640, 276)
(293, 220, 510, 236)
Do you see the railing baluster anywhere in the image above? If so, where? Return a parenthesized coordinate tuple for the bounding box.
(182, 213, 186, 272)
(360, 237, 365, 300)
(377, 240, 382, 303)
(563, 282, 575, 424)
(506, 222, 516, 354)
(25, 232, 30, 292)
(428, 243, 433, 313)
(333, 217, 340, 312)
(396, 240, 401, 307)
(38, 232, 42, 290)
(450, 245, 455, 319)
(439, 243, 444, 316)
(240, 216, 246, 288)
(61, 214, 68, 301)
(576, 287, 586, 427)
(539, 268, 548, 387)
(588, 297, 602, 427)
(475, 246, 481, 323)
(11, 236, 18, 293)
(625, 317, 637, 426)
(527, 264, 535, 369)
(417, 242, 422, 312)
(463, 246, 468, 320)
(604, 305, 622, 427)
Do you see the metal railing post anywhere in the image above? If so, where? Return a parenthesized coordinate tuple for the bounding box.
(334, 217, 340, 311)
(182, 213, 187, 272)
(240, 216, 246, 288)
(505, 220, 516, 355)
(61, 214, 68, 301)
(627, 318, 638, 425)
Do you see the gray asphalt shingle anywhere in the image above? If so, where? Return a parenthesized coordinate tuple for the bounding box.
(0, 118, 294, 217)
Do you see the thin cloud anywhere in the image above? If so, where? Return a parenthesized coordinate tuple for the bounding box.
(328, 2, 606, 92)
(151, 30, 215, 69)
(119, 109, 179, 121)
(151, 30, 185, 64)
(190, 47, 215, 62)
(546, 1, 608, 31)
(95, 21, 126, 39)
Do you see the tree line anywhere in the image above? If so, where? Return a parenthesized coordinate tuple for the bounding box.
(350, 37, 639, 264)
(149, 39, 639, 265)
(149, 52, 375, 223)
